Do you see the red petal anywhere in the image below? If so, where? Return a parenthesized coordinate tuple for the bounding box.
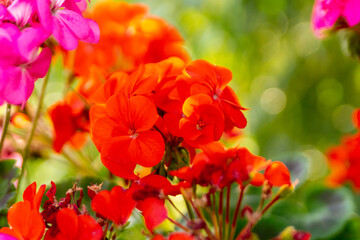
(129, 95, 158, 132)
(8, 201, 45, 240)
(141, 197, 167, 231)
(0, 228, 21, 240)
(250, 172, 265, 187)
(265, 161, 291, 187)
(169, 232, 195, 240)
(128, 130, 165, 167)
(22, 182, 46, 211)
(101, 136, 138, 179)
(77, 215, 103, 240)
(49, 103, 77, 152)
(56, 208, 79, 240)
(91, 186, 136, 226)
(353, 109, 360, 128)
(92, 117, 127, 150)
(182, 94, 212, 117)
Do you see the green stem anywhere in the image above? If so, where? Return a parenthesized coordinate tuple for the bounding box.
(167, 217, 191, 232)
(18, 62, 52, 195)
(0, 104, 11, 153)
(184, 195, 195, 220)
(167, 196, 190, 222)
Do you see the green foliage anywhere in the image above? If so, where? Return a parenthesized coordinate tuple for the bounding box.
(0, 159, 19, 228)
(271, 186, 354, 239)
(0, 160, 19, 210)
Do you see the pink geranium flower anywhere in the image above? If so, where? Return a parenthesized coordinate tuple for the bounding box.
(0, 23, 51, 105)
(312, 0, 360, 37)
(36, 0, 99, 50)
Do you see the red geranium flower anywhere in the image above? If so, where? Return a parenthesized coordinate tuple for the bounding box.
(91, 93, 165, 178)
(0, 182, 46, 240)
(177, 59, 247, 131)
(91, 186, 136, 226)
(130, 175, 181, 232)
(264, 161, 291, 187)
(179, 94, 224, 147)
(44, 208, 103, 240)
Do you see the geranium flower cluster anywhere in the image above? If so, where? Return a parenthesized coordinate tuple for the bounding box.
(0, 167, 302, 240)
(0, 0, 99, 106)
(90, 58, 247, 179)
(0, 0, 312, 239)
(49, 0, 189, 152)
(326, 109, 360, 190)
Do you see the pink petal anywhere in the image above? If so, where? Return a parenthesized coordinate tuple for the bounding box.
(52, 14, 79, 50)
(56, 10, 90, 40)
(8, 0, 35, 27)
(311, 0, 342, 37)
(27, 47, 52, 78)
(85, 18, 100, 44)
(36, 0, 53, 32)
(0, 66, 34, 105)
(344, 0, 360, 26)
(62, 0, 82, 14)
(17, 26, 49, 61)
(0, 232, 18, 240)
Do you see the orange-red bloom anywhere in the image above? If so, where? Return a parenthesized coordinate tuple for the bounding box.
(264, 161, 291, 187)
(44, 208, 103, 240)
(170, 142, 271, 188)
(91, 93, 165, 178)
(0, 182, 46, 240)
(91, 186, 136, 226)
(326, 108, 360, 190)
(152, 232, 195, 240)
(179, 94, 224, 147)
(64, 1, 189, 76)
(48, 67, 104, 152)
(177, 59, 247, 131)
(130, 175, 180, 232)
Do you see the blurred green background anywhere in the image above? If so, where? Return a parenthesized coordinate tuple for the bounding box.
(4, 0, 360, 239)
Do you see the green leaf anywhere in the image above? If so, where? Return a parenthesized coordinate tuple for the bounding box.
(326, 217, 360, 240)
(301, 187, 354, 239)
(0, 159, 19, 211)
(271, 186, 354, 239)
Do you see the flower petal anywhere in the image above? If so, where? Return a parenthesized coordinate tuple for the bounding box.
(128, 130, 165, 167)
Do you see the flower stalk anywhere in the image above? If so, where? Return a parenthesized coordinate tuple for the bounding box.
(0, 104, 11, 154)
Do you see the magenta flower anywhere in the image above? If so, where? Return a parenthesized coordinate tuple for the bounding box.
(36, 0, 99, 50)
(312, 0, 360, 37)
(0, 23, 51, 105)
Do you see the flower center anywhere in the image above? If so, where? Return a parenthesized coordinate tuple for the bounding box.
(128, 129, 138, 139)
(196, 120, 206, 130)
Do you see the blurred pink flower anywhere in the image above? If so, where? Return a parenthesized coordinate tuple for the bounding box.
(312, 0, 360, 37)
(36, 0, 99, 50)
(0, 130, 22, 169)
